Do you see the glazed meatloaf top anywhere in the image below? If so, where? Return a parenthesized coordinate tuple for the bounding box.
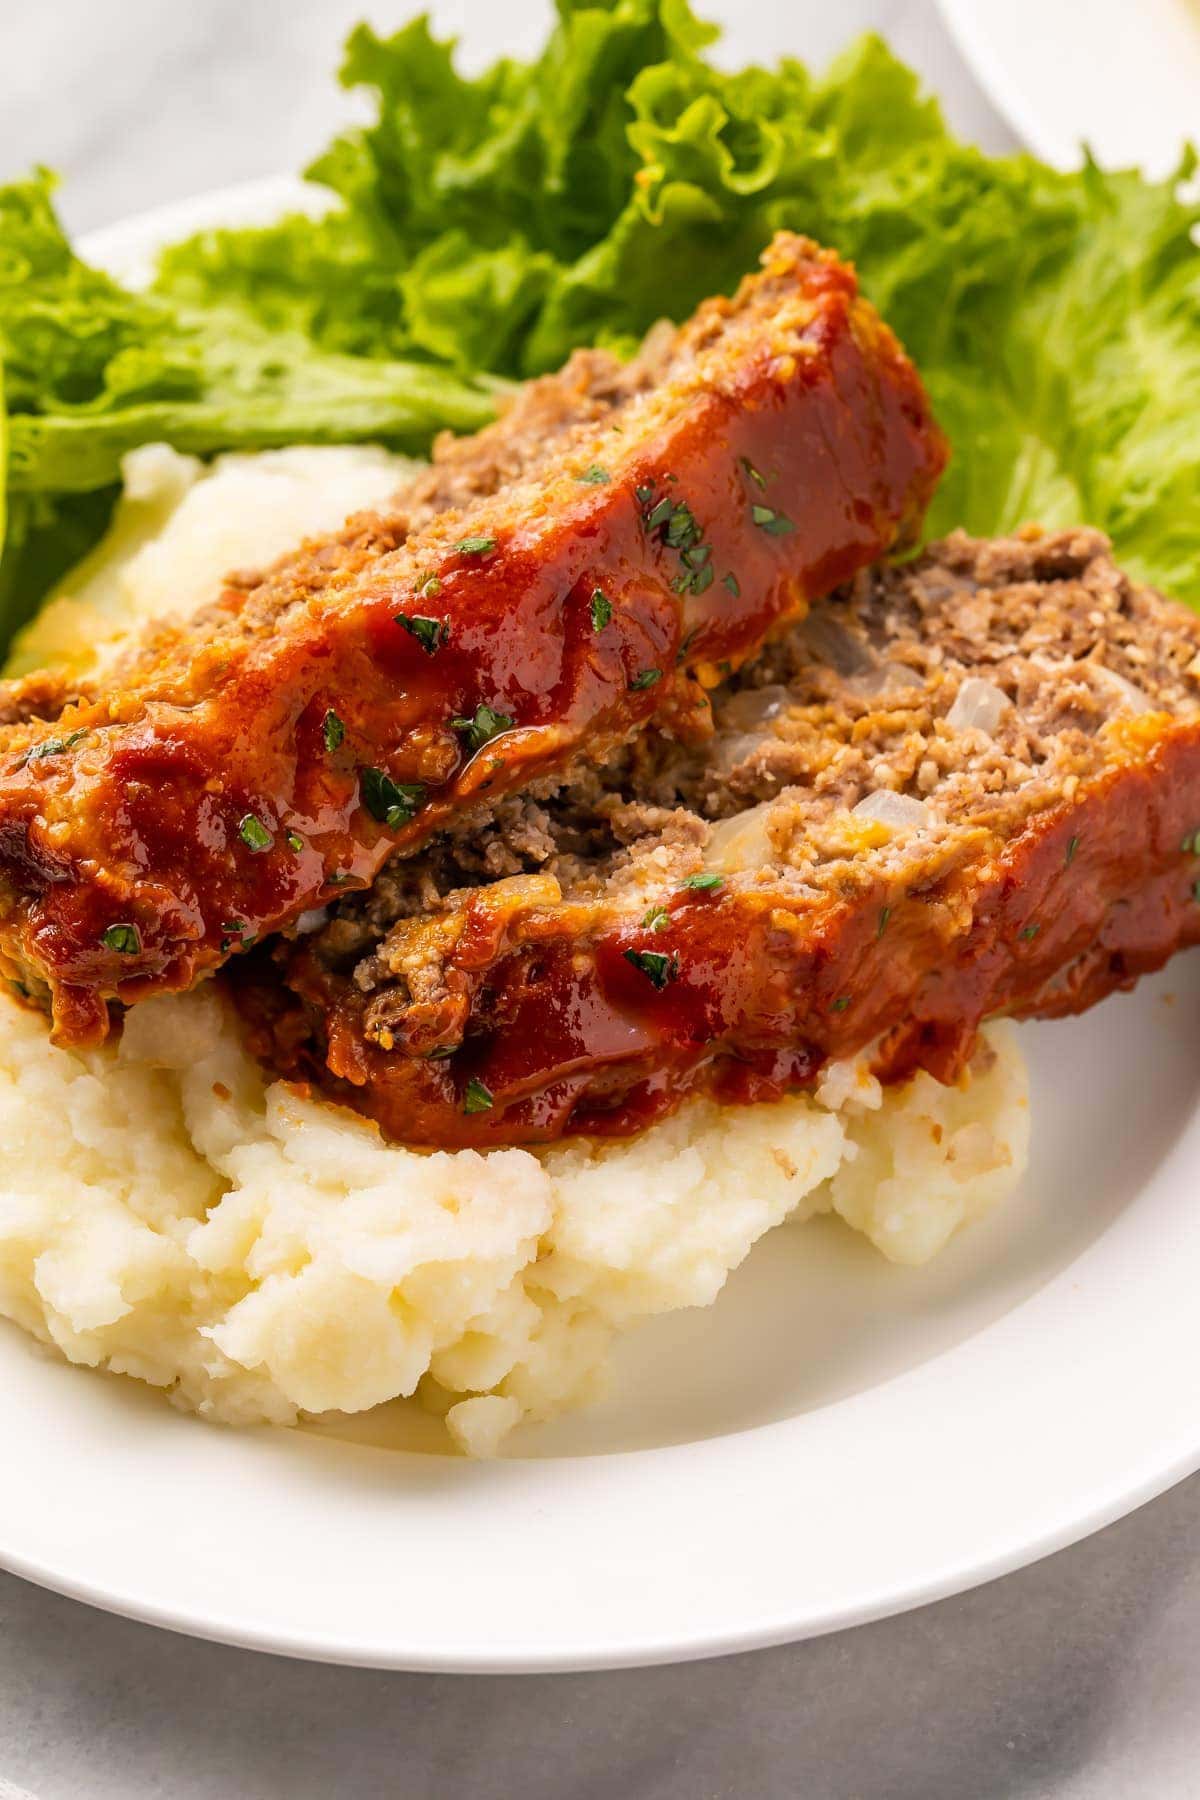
(0, 233, 945, 1045)
(238, 528, 1200, 1146)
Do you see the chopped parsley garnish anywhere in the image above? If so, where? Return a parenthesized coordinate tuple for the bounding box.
(623, 947, 679, 990)
(681, 872, 723, 892)
(590, 589, 613, 631)
(676, 625, 700, 664)
(462, 1077, 495, 1114)
(286, 833, 304, 853)
(16, 728, 88, 769)
(723, 572, 741, 598)
(450, 703, 513, 754)
(877, 905, 892, 938)
(831, 996, 851, 1012)
(417, 574, 442, 599)
(102, 922, 141, 955)
(1194, 882, 1200, 905)
(577, 465, 610, 485)
(322, 709, 345, 753)
(641, 904, 669, 931)
(1181, 829, 1200, 855)
(1019, 923, 1040, 940)
(327, 871, 351, 886)
(664, 503, 701, 551)
(394, 611, 450, 655)
(453, 535, 496, 557)
(740, 457, 767, 489)
(359, 767, 426, 830)
(628, 668, 662, 691)
(238, 813, 273, 852)
(751, 504, 795, 536)
(640, 485, 713, 591)
(634, 484, 656, 506)
(1066, 835, 1080, 865)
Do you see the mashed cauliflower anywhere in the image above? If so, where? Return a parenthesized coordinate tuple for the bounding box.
(0, 444, 1032, 1453)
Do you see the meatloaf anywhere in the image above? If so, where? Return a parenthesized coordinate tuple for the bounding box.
(0, 233, 946, 1047)
(237, 528, 1200, 1147)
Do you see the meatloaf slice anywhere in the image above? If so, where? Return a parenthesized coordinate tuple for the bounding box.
(238, 528, 1200, 1147)
(0, 232, 945, 1048)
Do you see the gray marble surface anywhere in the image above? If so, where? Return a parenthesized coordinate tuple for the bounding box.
(2, 3, 1199, 1796)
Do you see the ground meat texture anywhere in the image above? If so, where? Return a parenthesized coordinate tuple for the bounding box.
(235, 528, 1200, 1147)
(0, 233, 945, 1048)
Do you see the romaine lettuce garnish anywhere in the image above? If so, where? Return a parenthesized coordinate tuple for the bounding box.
(1, 0, 1198, 653)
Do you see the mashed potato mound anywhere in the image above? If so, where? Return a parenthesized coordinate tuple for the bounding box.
(0, 442, 1032, 1453)
(0, 987, 1028, 1455)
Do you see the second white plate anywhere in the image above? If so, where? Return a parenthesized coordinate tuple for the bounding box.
(938, 0, 1200, 176)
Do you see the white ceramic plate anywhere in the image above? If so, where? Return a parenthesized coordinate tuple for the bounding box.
(1, 179, 1200, 1672)
(938, 0, 1200, 176)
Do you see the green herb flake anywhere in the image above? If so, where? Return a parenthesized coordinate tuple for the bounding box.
(453, 535, 497, 557)
(644, 496, 673, 530)
(238, 813, 273, 852)
(681, 872, 722, 891)
(417, 575, 442, 600)
(102, 922, 141, 956)
(16, 728, 89, 769)
(286, 832, 304, 853)
(664, 503, 701, 551)
(723, 572, 741, 598)
(462, 1076, 495, 1115)
(394, 611, 449, 655)
(359, 766, 426, 830)
(450, 703, 513, 754)
(740, 457, 767, 489)
(831, 996, 851, 1012)
(1181, 829, 1200, 855)
(641, 904, 670, 931)
(1192, 881, 1200, 905)
(322, 709, 345, 753)
(877, 906, 892, 937)
(590, 589, 613, 631)
(623, 947, 679, 990)
(577, 465, 610, 485)
(1066, 835, 1080, 865)
(1019, 923, 1040, 940)
(634, 484, 656, 506)
(751, 504, 795, 536)
(628, 668, 662, 691)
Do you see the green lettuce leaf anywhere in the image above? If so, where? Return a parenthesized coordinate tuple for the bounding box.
(5, 2, 1199, 653)
(0, 170, 503, 642)
(160, 7, 1200, 607)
